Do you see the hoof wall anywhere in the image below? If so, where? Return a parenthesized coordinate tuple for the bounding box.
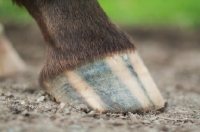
(43, 51, 165, 113)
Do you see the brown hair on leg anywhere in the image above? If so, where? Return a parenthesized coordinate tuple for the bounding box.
(12, 0, 136, 86)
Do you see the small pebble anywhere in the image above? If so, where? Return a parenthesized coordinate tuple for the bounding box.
(129, 113, 138, 121)
(65, 109, 71, 115)
(142, 120, 151, 124)
(64, 109, 71, 115)
(120, 115, 127, 119)
(45, 106, 52, 111)
(21, 100, 25, 105)
(59, 102, 66, 110)
(38, 90, 46, 96)
(111, 114, 120, 118)
(87, 111, 95, 117)
(29, 105, 35, 109)
(14, 100, 21, 104)
(150, 116, 158, 121)
(37, 96, 45, 102)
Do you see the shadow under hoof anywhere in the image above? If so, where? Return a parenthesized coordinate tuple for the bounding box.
(44, 51, 165, 113)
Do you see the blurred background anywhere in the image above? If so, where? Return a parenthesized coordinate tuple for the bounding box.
(0, 0, 200, 28)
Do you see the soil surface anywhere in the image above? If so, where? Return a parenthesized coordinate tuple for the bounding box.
(0, 24, 200, 132)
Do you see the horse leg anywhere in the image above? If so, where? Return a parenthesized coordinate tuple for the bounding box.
(0, 23, 26, 77)
(12, 0, 165, 112)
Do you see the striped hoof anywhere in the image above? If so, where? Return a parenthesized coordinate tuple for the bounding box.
(0, 33, 26, 77)
(43, 51, 165, 113)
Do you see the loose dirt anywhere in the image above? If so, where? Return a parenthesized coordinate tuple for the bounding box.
(0, 24, 200, 132)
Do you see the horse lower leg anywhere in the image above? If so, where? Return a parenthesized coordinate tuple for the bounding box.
(0, 23, 26, 77)
(12, 0, 165, 112)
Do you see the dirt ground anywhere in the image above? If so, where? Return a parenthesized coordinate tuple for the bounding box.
(0, 24, 200, 132)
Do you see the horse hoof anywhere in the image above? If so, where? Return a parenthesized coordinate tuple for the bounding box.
(0, 28, 26, 77)
(43, 51, 165, 113)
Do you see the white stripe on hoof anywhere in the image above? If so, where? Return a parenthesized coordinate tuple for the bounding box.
(128, 51, 165, 109)
(105, 55, 151, 111)
(66, 71, 106, 112)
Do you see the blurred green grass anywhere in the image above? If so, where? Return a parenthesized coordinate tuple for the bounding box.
(0, 0, 200, 28)
(0, 0, 33, 24)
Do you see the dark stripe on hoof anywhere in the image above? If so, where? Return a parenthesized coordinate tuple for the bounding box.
(75, 60, 142, 112)
(121, 55, 155, 109)
(49, 74, 88, 105)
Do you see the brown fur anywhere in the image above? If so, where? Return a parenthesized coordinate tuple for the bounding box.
(12, 0, 136, 87)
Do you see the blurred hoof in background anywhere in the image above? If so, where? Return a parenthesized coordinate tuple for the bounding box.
(0, 23, 26, 77)
(43, 51, 165, 113)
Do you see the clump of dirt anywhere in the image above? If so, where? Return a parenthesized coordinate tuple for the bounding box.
(0, 25, 200, 132)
